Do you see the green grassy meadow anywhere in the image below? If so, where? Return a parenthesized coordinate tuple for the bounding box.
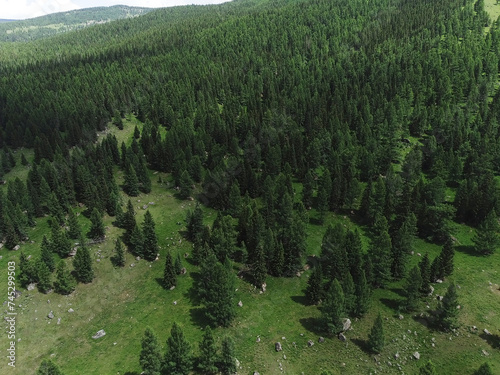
(0, 121, 499, 375)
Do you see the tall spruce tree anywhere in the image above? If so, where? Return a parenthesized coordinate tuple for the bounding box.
(129, 223, 144, 256)
(142, 210, 158, 261)
(419, 253, 432, 295)
(354, 269, 371, 317)
(391, 212, 417, 279)
(67, 209, 82, 240)
(198, 326, 218, 375)
(163, 252, 177, 289)
(305, 264, 323, 305)
(322, 279, 345, 334)
(37, 260, 52, 293)
(370, 214, 393, 288)
(342, 271, 356, 315)
(368, 313, 385, 353)
(87, 208, 105, 240)
(124, 164, 140, 196)
(179, 170, 193, 199)
(114, 238, 125, 267)
(73, 246, 94, 283)
(219, 336, 237, 375)
(251, 244, 267, 287)
(162, 322, 192, 375)
(140, 328, 162, 375)
(437, 284, 460, 331)
(475, 363, 494, 375)
(40, 235, 55, 272)
(186, 203, 204, 243)
(472, 209, 500, 255)
(405, 266, 422, 311)
(54, 261, 75, 295)
(439, 235, 455, 278)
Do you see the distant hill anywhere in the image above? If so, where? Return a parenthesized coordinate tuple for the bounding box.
(0, 5, 154, 42)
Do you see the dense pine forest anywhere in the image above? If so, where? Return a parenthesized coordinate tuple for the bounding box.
(1, 0, 500, 373)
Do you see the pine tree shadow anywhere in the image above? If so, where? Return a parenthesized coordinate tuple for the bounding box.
(379, 298, 402, 312)
(388, 287, 407, 298)
(124, 372, 140, 375)
(155, 277, 166, 289)
(480, 333, 500, 349)
(455, 245, 479, 256)
(290, 294, 308, 306)
(185, 271, 203, 306)
(412, 313, 439, 331)
(350, 338, 370, 354)
(189, 307, 210, 329)
(299, 317, 324, 335)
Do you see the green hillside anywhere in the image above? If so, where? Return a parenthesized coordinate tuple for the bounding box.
(0, 0, 500, 374)
(0, 5, 154, 42)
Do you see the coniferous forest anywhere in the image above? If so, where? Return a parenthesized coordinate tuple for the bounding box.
(1, 0, 500, 373)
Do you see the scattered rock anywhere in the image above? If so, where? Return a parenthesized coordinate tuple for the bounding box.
(428, 285, 434, 296)
(338, 333, 346, 342)
(142, 205, 148, 210)
(238, 301, 243, 307)
(484, 329, 491, 335)
(413, 352, 420, 360)
(437, 295, 444, 301)
(92, 329, 106, 339)
(253, 372, 260, 375)
(342, 318, 351, 331)
(283, 354, 286, 360)
(482, 350, 489, 356)
(130, 263, 135, 267)
(170, 286, 176, 290)
(48, 311, 54, 319)
(307, 340, 314, 347)
(57, 318, 61, 325)
(275, 342, 282, 352)
(318, 337, 325, 343)
(13, 245, 20, 251)
(184, 252, 189, 258)
(27, 283, 36, 291)
(136, 256, 141, 261)
(394, 352, 400, 360)
(256, 337, 261, 343)
(180, 267, 187, 275)
(417, 253, 421, 256)
(261, 283, 267, 292)
(398, 314, 404, 320)
(68, 308, 74, 313)
(436, 279, 443, 284)
(173, 301, 177, 305)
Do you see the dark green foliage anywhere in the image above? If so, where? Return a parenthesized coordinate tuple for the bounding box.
(40, 235, 55, 272)
(186, 203, 203, 244)
(227, 181, 242, 217)
(251, 244, 267, 287)
(419, 253, 432, 295)
(67, 209, 82, 240)
(199, 254, 236, 327)
(179, 170, 193, 200)
(370, 214, 392, 288)
(437, 284, 460, 331)
(162, 322, 192, 375)
(473, 210, 500, 255)
(368, 313, 385, 353)
(140, 328, 162, 375)
(342, 271, 356, 315)
(124, 165, 139, 197)
(134, 125, 141, 139)
(198, 326, 218, 375)
(87, 208, 105, 240)
(37, 260, 52, 293)
(405, 266, 422, 311)
(37, 359, 64, 375)
(54, 261, 75, 295)
(112, 237, 125, 267)
(122, 199, 136, 242)
(305, 264, 323, 305)
(475, 363, 494, 375)
(142, 210, 158, 261)
(129, 224, 144, 257)
(391, 213, 417, 279)
(219, 336, 237, 375)
(271, 240, 285, 277)
(439, 236, 455, 278)
(174, 253, 182, 275)
(73, 246, 94, 283)
(301, 170, 315, 209)
(163, 252, 177, 289)
(50, 224, 72, 258)
(322, 279, 345, 334)
(19, 251, 37, 287)
(354, 269, 371, 317)
(419, 360, 437, 375)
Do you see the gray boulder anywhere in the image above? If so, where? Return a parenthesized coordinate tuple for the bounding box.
(92, 329, 106, 339)
(48, 311, 54, 319)
(338, 333, 346, 342)
(342, 318, 351, 331)
(275, 342, 282, 352)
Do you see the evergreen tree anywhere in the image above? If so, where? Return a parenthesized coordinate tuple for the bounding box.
(342, 271, 356, 315)
(40, 235, 55, 272)
(219, 336, 237, 375)
(174, 253, 182, 274)
(472, 209, 500, 255)
(163, 252, 177, 289)
(142, 210, 158, 261)
(305, 264, 323, 305)
(198, 326, 218, 375)
(114, 238, 125, 267)
(302, 170, 315, 209)
(227, 181, 242, 217)
(186, 203, 204, 243)
(419, 253, 432, 295)
(124, 164, 140, 197)
(67, 209, 82, 240)
(354, 269, 371, 317)
(73, 246, 94, 283)
(251, 244, 267, 287)
(87, 208, 105, 240)
(140, 328, 162, 375)
(419, 360, 437, 375)
(37, 260, 52, 293)
(430, 255, 442, 282)
(19, 251, 37, 287)
(162, 322, 192, 375)
(391, 212, 417, 279)
(475, 363, 494, 375)
(370, 214, 393, 288)
(50, 223, 72, 258)
(368, 313, 385, 353)
(405, 266, 422, 311)
(271, 240, 285, 277)
(129, 223, 144, 256)
(322, 279, 345, 334)
(122, 199, 136, 242)
(437, 284, 460, 331)
(179, 170, 193, 199)
(37, 359, 64, 375)
(439, 236, 455, 277)
(54, 261, 75, 295)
